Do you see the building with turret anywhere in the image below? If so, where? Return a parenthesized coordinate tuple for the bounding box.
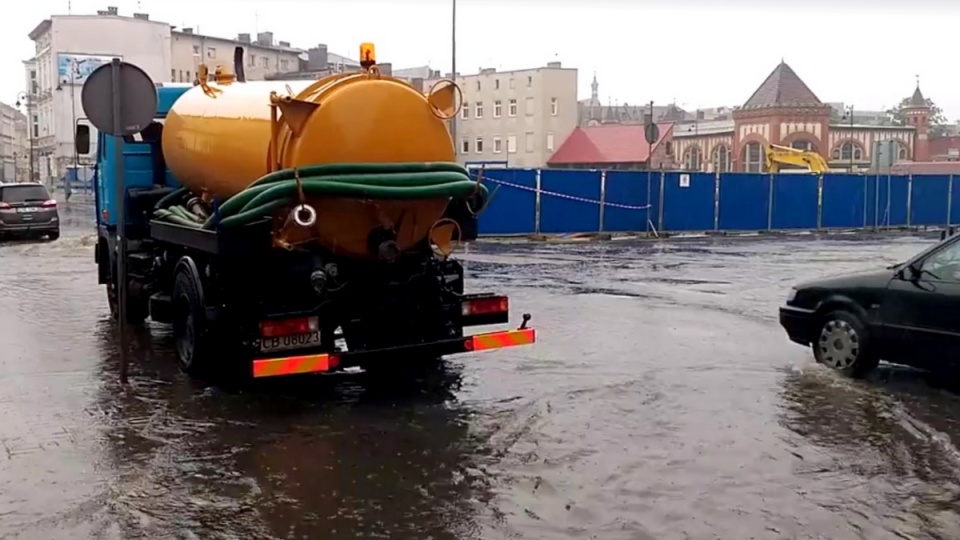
(555, 62, 929, 172)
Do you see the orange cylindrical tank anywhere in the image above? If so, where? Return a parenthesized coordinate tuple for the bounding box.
(161, 74, 456, 199)
(161, 71, 462, 259)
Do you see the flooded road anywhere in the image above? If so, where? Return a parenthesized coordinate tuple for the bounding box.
(2, 202, 960, 539)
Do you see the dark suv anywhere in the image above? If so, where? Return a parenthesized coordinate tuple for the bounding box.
(0, 183, 60, 241)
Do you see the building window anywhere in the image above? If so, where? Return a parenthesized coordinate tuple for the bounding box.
(897, 142, 909, 160)
(475, 102, 483, 119)
(495, 79, 500, 90)
(509, 78, 515, 89)
(461, 139, 469, 154)
(683, 146, 703, 171)
(31, 115, 39, 138)
(280, 59, 289, 71)
(546, 132, 555, 152)
(206, 48, 216, 59)
(712, 145, 731, 172)
(550, 98, 558, 116)
(525, 131, 535, 153)
(743, 142, 764, 173)
(525, 97, 534, 116)
(261, 57, 269, 68)
(508, 99, 517, 117)
(527, 76, 533, 87)
(171, 69, 176, 82)
(791, 140, 815, 152)
(493, 100, 502, 118)
(836, 141, 864, 161)
(493, 137, 502, 153)
(475, 138, 483, 153)
(665, 141, 674, 156)
(248, 54, 256, 67)
(507, 135, 517, 153)
(461, 103, 469, 120)
(476, 80, 480, 91)
(192, 45, 200, 55)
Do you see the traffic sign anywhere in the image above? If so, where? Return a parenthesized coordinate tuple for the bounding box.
(80, 60, 157, 136)
(644, 122, 660, 145)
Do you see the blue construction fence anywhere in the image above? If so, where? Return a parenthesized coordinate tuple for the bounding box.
(471, 169, 960, 236)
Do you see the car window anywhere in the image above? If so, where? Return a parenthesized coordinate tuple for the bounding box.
(0, 185, 50, 203)
(920, 240, 960, 281)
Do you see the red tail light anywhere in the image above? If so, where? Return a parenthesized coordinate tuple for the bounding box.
(0, 202, 10, 209)
(462, 296, 508, 317)
(41, 199, 56, 208)
(260, 316, 319, 338)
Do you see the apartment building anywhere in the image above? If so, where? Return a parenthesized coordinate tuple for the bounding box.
(169, 29, 302, 84)
(24, 6, 305, 185)
(430, 62, 578, 168)
(0, 103, 28, 182)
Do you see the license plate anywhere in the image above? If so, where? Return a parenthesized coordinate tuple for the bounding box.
(260, 332, 321, 353)
(16, 208, 37, 213)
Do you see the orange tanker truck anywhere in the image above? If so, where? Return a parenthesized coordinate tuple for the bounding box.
(75, 43, 536, 378)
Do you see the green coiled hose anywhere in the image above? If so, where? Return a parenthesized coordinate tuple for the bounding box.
(152, 162, 486, 230)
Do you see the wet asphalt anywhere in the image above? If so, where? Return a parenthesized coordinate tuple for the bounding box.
(2, 200, 960, 539)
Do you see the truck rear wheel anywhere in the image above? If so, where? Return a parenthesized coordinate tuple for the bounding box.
(172, 266, 213, 376)
(107, 280, 148, 324)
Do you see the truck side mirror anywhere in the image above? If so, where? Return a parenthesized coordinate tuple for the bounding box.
(75, 124, 90, 155)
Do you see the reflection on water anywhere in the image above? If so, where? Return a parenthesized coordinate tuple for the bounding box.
(91, 321, 493, 539)
(6, 219, 960, 539)
(778, 365, 960, 538)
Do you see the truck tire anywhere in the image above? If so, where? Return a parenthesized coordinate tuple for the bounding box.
(172, 265, 213, 376)
(812, 309, 879, 378)
(107, 280, 148, 324)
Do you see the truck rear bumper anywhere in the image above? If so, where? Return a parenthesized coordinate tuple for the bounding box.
(252, 327, 537, 378)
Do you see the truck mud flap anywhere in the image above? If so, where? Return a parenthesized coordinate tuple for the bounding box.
(252, 327, 537, 379)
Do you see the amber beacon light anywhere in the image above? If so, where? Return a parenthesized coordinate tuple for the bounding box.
(360, 43, 376, 68)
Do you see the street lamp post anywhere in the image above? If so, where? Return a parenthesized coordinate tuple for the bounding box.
(450, 0, 457, 155)
(842, 104, 855, 171)
(14, 92, 34, 183)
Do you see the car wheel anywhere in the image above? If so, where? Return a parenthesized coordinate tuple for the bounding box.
(47, 230, 60, 241)
(812, 310, 879, 377)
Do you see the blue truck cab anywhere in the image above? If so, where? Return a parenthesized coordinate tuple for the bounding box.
(83, 83, 190, 230)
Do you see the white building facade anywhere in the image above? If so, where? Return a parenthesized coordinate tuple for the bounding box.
(429, 62, 579, 168)
(25, 10, 173, 185)
(23, 7, 304, 186)
(0, 103, 28, 182)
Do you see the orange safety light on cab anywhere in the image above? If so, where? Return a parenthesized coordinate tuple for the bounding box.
(359, 42, 376, 68)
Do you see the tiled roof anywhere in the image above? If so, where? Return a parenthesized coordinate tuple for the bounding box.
(742, 62, 823, 109)
(547, 123, 673, 165)
(890, 161, 960, 175)
(908, 85, 928, 108)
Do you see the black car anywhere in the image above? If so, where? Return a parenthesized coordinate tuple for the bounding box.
(0, 183, 60, 241)
(780, 232, 960, 377)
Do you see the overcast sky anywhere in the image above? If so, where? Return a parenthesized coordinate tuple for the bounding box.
(3, 0, 959, 119)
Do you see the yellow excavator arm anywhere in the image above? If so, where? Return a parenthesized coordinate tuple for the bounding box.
(764, 144, 830, 174)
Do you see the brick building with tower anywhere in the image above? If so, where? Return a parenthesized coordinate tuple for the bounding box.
(550, 62, 930, 172)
